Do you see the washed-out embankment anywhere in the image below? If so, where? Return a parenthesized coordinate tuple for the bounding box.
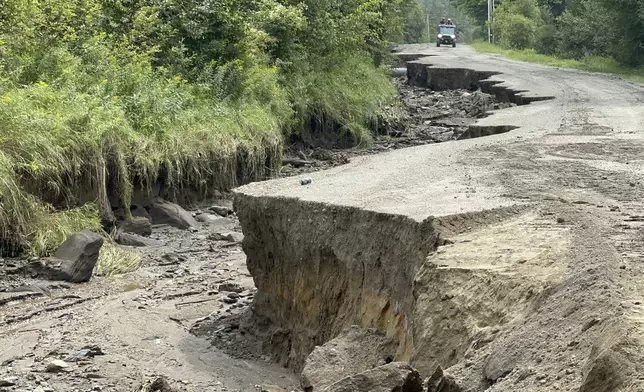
(225, 56, 630, 391)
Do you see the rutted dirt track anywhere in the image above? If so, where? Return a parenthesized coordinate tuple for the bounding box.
(3, 43, 644, 392)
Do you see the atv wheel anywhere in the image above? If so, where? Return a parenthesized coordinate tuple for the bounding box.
(436, 42, 440, 47)
(452, 42, 456, 47)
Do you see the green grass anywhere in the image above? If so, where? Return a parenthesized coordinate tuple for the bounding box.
(472, 41, 644, 83)
(96, 243, 144, 277)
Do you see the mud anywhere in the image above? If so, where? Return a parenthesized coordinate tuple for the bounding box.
(0, 204, 298, 392)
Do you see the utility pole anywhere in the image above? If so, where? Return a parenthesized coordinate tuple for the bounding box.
(491, 0, 495, 44)
(487, 0, 492, 43)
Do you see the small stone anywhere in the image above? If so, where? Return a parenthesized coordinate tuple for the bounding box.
(46, 359, 69, 373)
(582, 317, 601, 332)
(218, 283, 244, 293)
(261, 386, 287, 392)
(210, 232, 244, 243)
(209, 206, 233, 217)
(223, 297, 238, 304)
(556, 217, 566, 224)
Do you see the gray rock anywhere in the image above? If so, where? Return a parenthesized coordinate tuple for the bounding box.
(218, 282, 244, 293)
(209, 205, 233, 217)
(427, 365, 462, 392)
(147, 199, 198, 230)
(131, 205, 152, 220)
(301, 326, 396, 391)
(195, 213, 229, 226)
(261, 386, 287, 392)
(46, 359, 69, 373)
(64, 345, 104, 362)
(210, 232, 244, 243)
(0, 377, 17, 387)
(116, 217, 152, 237)
(320, 362, 423, 392)
(54, 230, 104, 283)
(115, 232, 163, 247)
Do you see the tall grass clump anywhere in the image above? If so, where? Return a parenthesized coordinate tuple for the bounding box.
(0, 0, 412, 255)
(286, 54, 401, 147)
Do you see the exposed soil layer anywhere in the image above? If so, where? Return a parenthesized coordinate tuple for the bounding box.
(227, 48, 644, 392)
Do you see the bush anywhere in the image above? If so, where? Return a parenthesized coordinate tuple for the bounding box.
(0, 0, 411, 255)
(492, 0, 543, 49)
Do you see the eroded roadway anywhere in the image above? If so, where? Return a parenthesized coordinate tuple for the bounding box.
(236, 44, 644, 391)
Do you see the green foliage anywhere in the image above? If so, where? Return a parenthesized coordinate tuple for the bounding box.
(286, 54, 399, 146)
(472, 41, 644, 82)
(458, 0, 644, 67)
(492, 0, 544, 49)
(0, 0, 410, 254)
(97, 243, 143, 277)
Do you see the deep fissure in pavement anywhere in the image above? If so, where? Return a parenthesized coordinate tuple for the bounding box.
(193, 53, 591, 392)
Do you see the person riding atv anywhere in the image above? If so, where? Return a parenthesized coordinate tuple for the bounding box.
(437, 23, 457, 47)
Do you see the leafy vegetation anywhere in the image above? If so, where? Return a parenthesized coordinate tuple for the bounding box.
(455, 0, 644, 69)
(0, 0, 416, 255)
(472, 41, 644, 82)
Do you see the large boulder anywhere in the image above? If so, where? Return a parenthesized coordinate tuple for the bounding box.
(117, 217, 152, 237)
(320, 362, 423, 392)
(426, 366, 462, 392)
(147, 199, 198, 230)
(115, 232, 163, 247)
(54, 230, 104, 283)
(301, 326, 396, 391)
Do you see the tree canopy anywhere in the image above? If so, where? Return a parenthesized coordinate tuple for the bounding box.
(452, 0, 644, 66)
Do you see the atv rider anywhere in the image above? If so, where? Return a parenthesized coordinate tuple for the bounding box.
(446, 18, 454, 25)
(440, 17, 446, 24)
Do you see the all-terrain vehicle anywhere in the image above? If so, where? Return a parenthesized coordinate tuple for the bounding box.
(437, 25, 457, 47)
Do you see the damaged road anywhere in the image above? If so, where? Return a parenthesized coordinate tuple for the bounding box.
(228, 44, 644, 391)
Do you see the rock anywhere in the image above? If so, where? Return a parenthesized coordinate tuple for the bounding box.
(194, 213, 229, 226)
(222, 297, 238, 304)
(209, 205, 233, 217)
(115, 232, 164, 247)
(0, 377, 17, 387)
(319, 362, 423, 392)
(218, 282, 244, 293)
(301, 327, 396, 391)
(147, 377, 177, 392)
(117, 217, 152, 237)
(46, 359, 69, 373)
(131, 205, 152, 220)
(147, 199, 198, 230)
(426, 365, 462, 392)
(261, 386, 287, 392)
(210, 232, 244, 243)
(54, 230, 104, 283)
(64, 345, 104, 362)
